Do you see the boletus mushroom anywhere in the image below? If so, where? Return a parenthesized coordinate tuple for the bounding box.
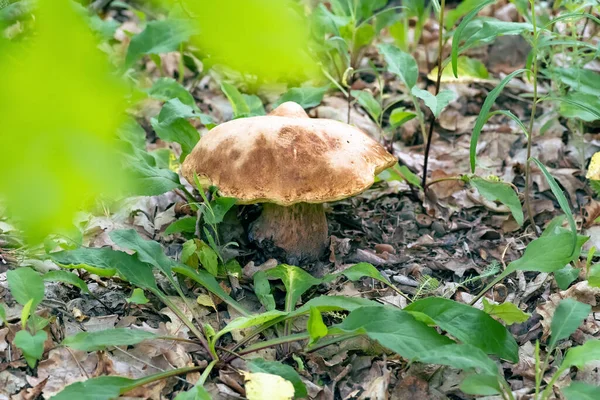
(181, 101, 396, 263)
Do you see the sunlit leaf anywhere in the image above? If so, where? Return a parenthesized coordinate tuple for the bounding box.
(482, 298, 530, 325)
(243, 371, 295, 400)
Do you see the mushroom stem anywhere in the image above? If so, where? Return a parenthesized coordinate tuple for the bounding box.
(250, 203, 328, 263)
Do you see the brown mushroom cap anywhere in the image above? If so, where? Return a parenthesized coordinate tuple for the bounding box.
(181, 101, 396, 205)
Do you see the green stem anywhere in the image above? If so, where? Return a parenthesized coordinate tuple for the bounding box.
(411, 95, 428, 148)
(469, 269, 512, 306)
(178, 42, 185, 84)
(239, 333, 311, 357)
(153, 290, 211, 358)
(198, 360, 217, 386)
(500, 377, 515, 400)
(525, 0, 539, 232)
(421, 0, 446, 190)
(120, 365, 205, 394)
(306, 332, 362, 353)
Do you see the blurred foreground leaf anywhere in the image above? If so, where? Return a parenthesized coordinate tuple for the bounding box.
(0, 0, 131, 241)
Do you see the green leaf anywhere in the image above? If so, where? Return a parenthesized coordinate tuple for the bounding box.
(337, 306, 454, 360)
(470, 69, 528, 172)
(52, 247, 157, 290)
(482, 298, 530, 325)
(147, 77, 196, 108)
(561, 340, 600, 372)
(411, 88, 456, 118)
(552, 67, 600, 97)
(555, 264, 580, 290)
(165, 217, 197, 235)
(7, 267, 45, 309)
(253, 270, 276, 311)
(458, 18, 533, 55)
(291, 295, 379, 317)
(127, 288, 150, 305)
(197, 242, 218, 276)
(326, 262, 391, 285)
(62, 328, 157, 351)
(247, 358, 308, 398)
(563, 382, 600, 400)
(181, 239, 198, 266)
(470, 177, 523, 225)
(203, 197, 237, 225)
(126, 152, 183, 196)
(42, 270, 90, 294)
(450, 0, 495, 77)
(117, 118, 147, 150)
(0, 303, 6, 325)
(21, 298, 34, 330)
(431, 56, 490, 82)
(308, 307, 328, 344)
(126, 19, 196, 66)
(389, 108, 416, 128)
(14, 330, 47, 368)
(173, 264, 249, 316)
(151, 98, 213, 158)
(216, 310, 287, 340)
(549, 299, 591, 349)
(532, 158, 578, 250)
(274, 86, 327, 109)
(588, 264, 600, 288)
(417, 343, 499, 376)
(508, 232, 586, 273)
(221, 82, 265, 118)
(351, 90, 381, 121)
(460, 373, 503, 396)
(109, 229, 175, 277)
(558, 92, 600, 122)
(378, 43, 418, 89)
(405, 297, 519, 362)
(263, 264, 322, 311)
(174, 384, 212, 400)
(354, 21, 376, 48)
(51, 376, 133, 400)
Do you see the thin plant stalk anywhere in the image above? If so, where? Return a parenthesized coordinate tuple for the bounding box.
(525, 0, 539, 231)
(421, 0, 446, 189)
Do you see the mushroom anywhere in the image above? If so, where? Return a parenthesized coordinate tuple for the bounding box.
(181, 101, 396, 263)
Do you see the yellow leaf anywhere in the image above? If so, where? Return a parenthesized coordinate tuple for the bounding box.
(243, 372, 295, 400)
(586, 152, 600, 180)
(196, 294, 216, 310)
(0, 0, 131, 241)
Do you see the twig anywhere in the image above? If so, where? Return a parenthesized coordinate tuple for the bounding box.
(421, 0, 446, 190)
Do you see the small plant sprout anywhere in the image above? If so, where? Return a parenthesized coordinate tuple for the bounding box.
(181, 101, 396, 263)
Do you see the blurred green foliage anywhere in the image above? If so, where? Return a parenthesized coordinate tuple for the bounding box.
(0, 0, 131, 241)
(176, 0, 321, 83)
